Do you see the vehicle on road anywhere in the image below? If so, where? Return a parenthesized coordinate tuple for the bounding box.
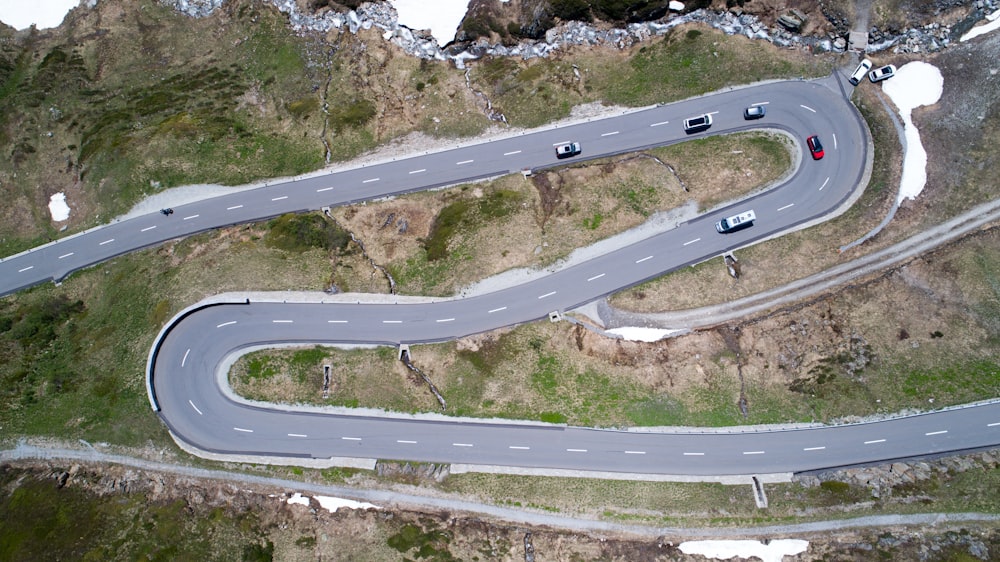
(848, 58, 873, 86)
(716, 209, 756, 233)
(555, 142, 582, 158)
(744, 105, 766, 119)
(868, 64, 896, 83)
(160, 208, 174, 216)
(806, 135, 824, 160)
(683, 114, 713, 133)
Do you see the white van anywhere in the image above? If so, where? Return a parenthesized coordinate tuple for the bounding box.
(716, 209, 756, 233)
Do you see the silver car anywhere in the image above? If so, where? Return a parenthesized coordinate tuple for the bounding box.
(869, 64, 896, 83)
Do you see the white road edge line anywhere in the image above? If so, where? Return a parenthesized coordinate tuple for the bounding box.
(865, 439, 886, 444)
(189, 400, 203, 415)
(216, 321, 237, 328)
(635, 255, 653, 264)
(181, 348, 191, 367)
(587, 273, 605, 281)
(234, 427, 253, 433)
(925, 430, 948, 436)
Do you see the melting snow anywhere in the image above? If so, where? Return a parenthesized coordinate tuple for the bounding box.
(0, 0, 78, 30)
(390, 0, 470, 47)
(286, 492, 310, 506)
(48, 192, 70, 222)
(960, 9, 1000, 42)
(286, 492, 380, 512)
(880, 62, 943, 202)
(679, 539, 809, 562)
(607, 327, 684, 342)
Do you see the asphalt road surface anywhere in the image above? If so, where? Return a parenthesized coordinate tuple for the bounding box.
(6, 74, 999, 475)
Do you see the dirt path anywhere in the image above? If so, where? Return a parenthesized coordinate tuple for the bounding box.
(592, 197, 1000, 330)
(2, 442, 999, 539)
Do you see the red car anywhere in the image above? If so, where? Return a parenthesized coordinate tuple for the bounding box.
(806, 135, 824, 160)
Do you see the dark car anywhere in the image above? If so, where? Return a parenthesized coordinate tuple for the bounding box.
(806, 135, 824, 160)
(555, 142, 581, 158)
(744, 105, 766, 120)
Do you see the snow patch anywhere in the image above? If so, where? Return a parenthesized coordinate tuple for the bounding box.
(961, 9, 1000, 42)
(48, 192, 71, 222)
(314, 495, 380, 513)
(678, 539, 809, 562)
(390, 0, 470, 47)
(286, 492, 310, 506)
(880, 62, 943, 202)
(607, 327, 684, 342)
(0, 0, 78, 30)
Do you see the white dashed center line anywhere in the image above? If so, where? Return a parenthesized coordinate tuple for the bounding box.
(601, 131, 620, 137)
(804, 446, 826, 451)
(141, 226, 156, 232)
(509, 446, 530, 450)
(650, 121, 669, 127)
(635, 255, 653, 264)
(382, 320, 402, 324)
(925, 430, 948, 436)
(567, 449, 588, 453)
(833, 133, 838, 149)
(488, 307, 507, 313)
(457, 160, 474, 165)
(743, 451, 765, 455)
(989, 422, 1000, 427)
(181, 348, 191, 367)
(409, 169, 426, 174)
(328, 320, 349, 324)
(100, 239, 114, 245)
(59, 253, 74, 259)
(316, 187, 333, 192)
(624, 451, 646, 455)
(587, 273, 605, 281)
(864, 439, 886, 444)
(397, 440, 417, 444)
(436, 318, 455, 323)
(183, 215, 199, 220)
(227, 205, 243, 210)
(18, 266, 33, 272)
(504, 150, 522, 156)
(272, 320, 293, 324)
(271, 196, 288, 201)
(683, 452, 704, 456)
(363, 178, 380, 183)
(189, 400, 203, 415)
(777, 203, 795, 211)
(216, 321, 237, 328)
(800, 104, 816, 113)
(683, 238, 701, 246)
(820, 177, 830, 191)
(234, 427, 253, 433)
(342, 437, 361, 441)
(453, 443, 473, 447)
(537, 291, 556, 299)
(288, 433, 307, 438)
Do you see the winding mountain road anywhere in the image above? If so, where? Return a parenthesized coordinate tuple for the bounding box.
(6, 74, 999, 476)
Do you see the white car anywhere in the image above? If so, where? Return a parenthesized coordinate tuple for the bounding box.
(868, 64, 896, 83)
(555, 142, 581, 158)
(683, 114, 713, 133)
(716, 209, 756, 233)
(848, 58, 873, 86)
